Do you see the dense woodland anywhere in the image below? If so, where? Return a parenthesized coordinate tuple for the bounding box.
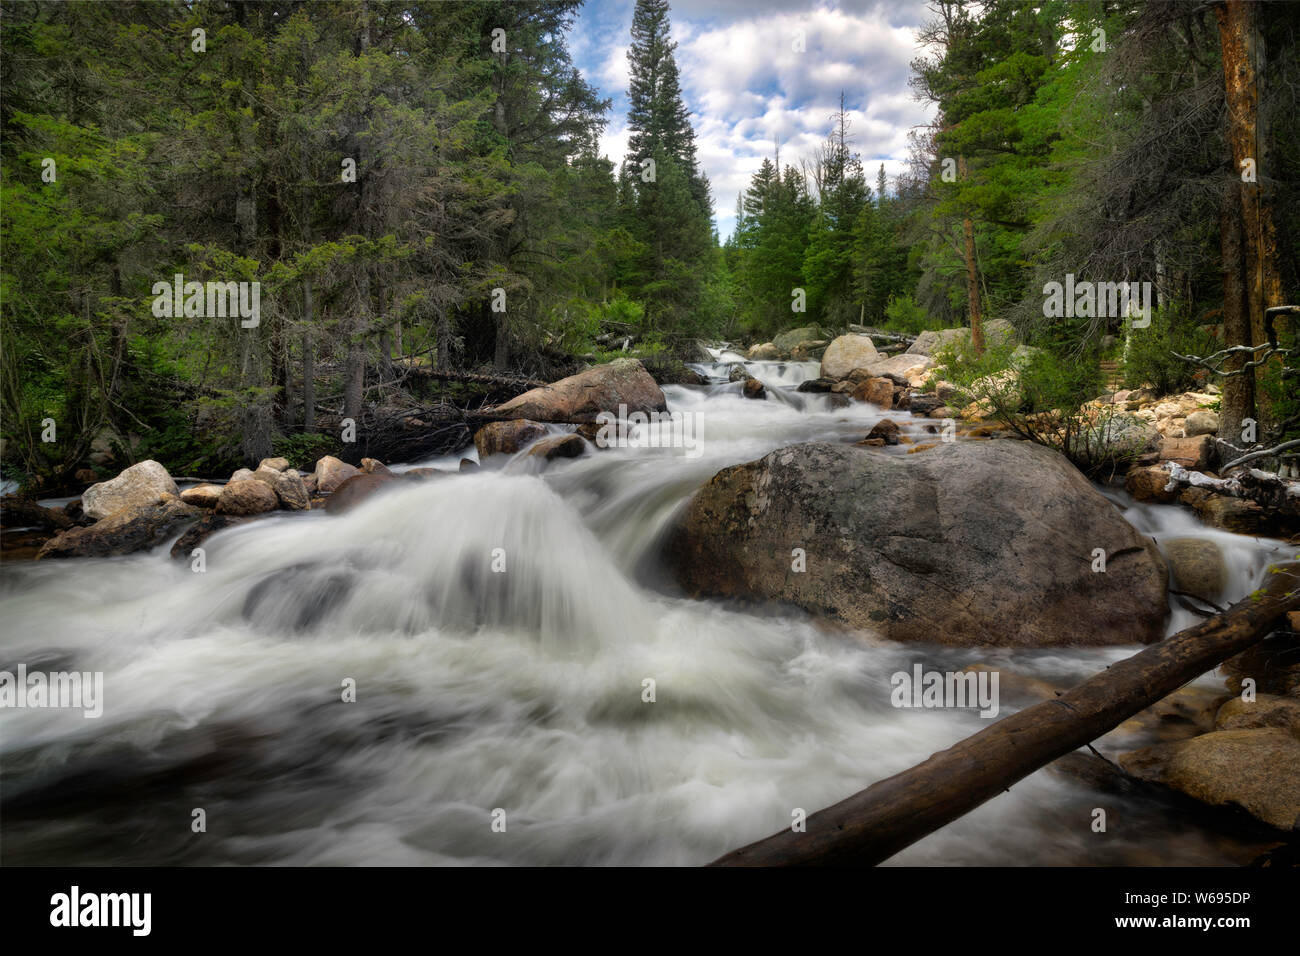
(2, 0, 1297, 488)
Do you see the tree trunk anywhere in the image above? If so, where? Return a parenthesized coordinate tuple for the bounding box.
(302, 280, 315, 432)
(710, 562, 1300, 867)
(1216, 0, 1284, 427)
(1218, 183, 1252, 446)
(958, 158, 983, 353)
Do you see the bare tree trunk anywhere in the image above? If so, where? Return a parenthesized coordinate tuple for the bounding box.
(1216, 0, 1284, 427)
(302, 280, 315, 432)
(1218, 184, 1252, 445)
(958, 158, 982, 353)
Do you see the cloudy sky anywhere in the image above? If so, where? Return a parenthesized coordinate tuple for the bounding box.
(565, 0, 937, 240)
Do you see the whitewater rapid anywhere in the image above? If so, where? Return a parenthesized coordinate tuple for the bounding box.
(0, 359, 1288, 865)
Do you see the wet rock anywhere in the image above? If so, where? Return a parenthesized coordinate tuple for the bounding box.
(81, 460, 179, 520)
(527, 434, 588, 461)
(1119, 728, 1300, 831)
(37, 495, 200, 559)
(1216, 694, 1300, 735)
(360, 458, 392, 476)
(820, 334, 879, 380)
(1125, 465, 1178, 503)
(0, 496, 74, 531)
(851, 377, 893, 408)
(324, 473, 399, 515)
(862, 419, 901, 445)
(313, 455, 360, 494)
(906, 394, 945, 416)
(747, 342, 780, 360)
(459, 458, 479, 472)
(170, 513, 254, 559)
(665, 439, 1169, 646)
(1192, 494, 1266, 534)
(490, 358, 667, 423)
(727, 364, 749, 383)
(215, 480, 279, 516)
(1161, 537, 1227, 603)
(271, 470, 310, 511)
(474, 420, 547, 458)
(741, 376, 766, 399)
(796, 378, 837, 393)
(180, 484, 224, 509)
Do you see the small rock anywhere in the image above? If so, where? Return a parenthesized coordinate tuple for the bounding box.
(527, 434, 587, 461)
(741, 377, 766, 399)
(258, 457, 291, 473)
(863, 419, 901, 445)
(360, 458, 393, 475)
(459, 459, 479, 472)
(180, 484, 224, 509)
(851, 377, 893, 408)
(215, 480, 280, 516)
(313, 455, 360, 493)
(272, 470, 310, 511)
(230, 468, 256, 483)
(1183, 409, 1219, 437)
(1216, 694, 1300, 735)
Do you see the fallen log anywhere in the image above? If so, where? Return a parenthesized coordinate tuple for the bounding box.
(398, 366, 548, 391)
(709, 561, 1300, 867)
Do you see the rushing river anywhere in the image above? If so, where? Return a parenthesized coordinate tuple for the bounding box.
(0, 357, 1291, 865)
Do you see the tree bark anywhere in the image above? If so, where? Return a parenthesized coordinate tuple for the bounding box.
(710, 561, 1300, 867)
(1216, 0, 1284, 426)
(958, 158, 983, 353)
(1218, 182, 1253, 445)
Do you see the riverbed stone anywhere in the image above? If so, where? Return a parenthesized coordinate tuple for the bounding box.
(1215, 694, 1300, 735)
(271, 470, 310, 511)
(474, 420, 548, 458)
(490, 358, 667, 423)
(820, 334, 879, 380)
(1183, 410, 1219, 437)
(180, 484, 224, 509)
(38, 494, 199, 559)
(1119, 728, 1300, 831)
(215, 479, 280, 516)
(1158, 434, 1215, 470)
(851, 377, 894, 408)
(81, 460, 179, 520)
(1161, 537, 1227, 603)
(258, 457, 291, 473)
(747, 342, 780, 360)
(313, 455, 360, 494)
(664, 439, 1169, 646)
(324, 473, 399, 515)
(527, 434, 587, 461)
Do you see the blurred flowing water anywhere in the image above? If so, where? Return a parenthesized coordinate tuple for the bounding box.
(0, 359, 1290, 865)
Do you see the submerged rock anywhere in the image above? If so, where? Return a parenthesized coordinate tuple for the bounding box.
(325, 473, 400, 515)
(664, 439, 1169, 646)
(474, 420, 547, 458)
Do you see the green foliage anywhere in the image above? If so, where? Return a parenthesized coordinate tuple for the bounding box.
(272, 432, 341, 472)
(1121, 307, 1218, 395)
(883, 294, 943, 334)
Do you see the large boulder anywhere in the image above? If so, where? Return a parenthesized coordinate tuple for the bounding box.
(664, 439, 1169, 646)
(819, 334, 879, 381)
(773, 326, 824, 354)
(905, 318, 1016, 357)
(313, 455, 360, 494)
(746, 342, 780, 360)
(81, 460, 178, 520)
(475, 420, 548, 458)
(490, 358, 667, 423)
(37, 494, 199, 559)
(1119, 728, 1300, 831)
(1183, 409, 1219, 437)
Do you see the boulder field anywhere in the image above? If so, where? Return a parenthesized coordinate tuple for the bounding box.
(664, 438, 1170, 647)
